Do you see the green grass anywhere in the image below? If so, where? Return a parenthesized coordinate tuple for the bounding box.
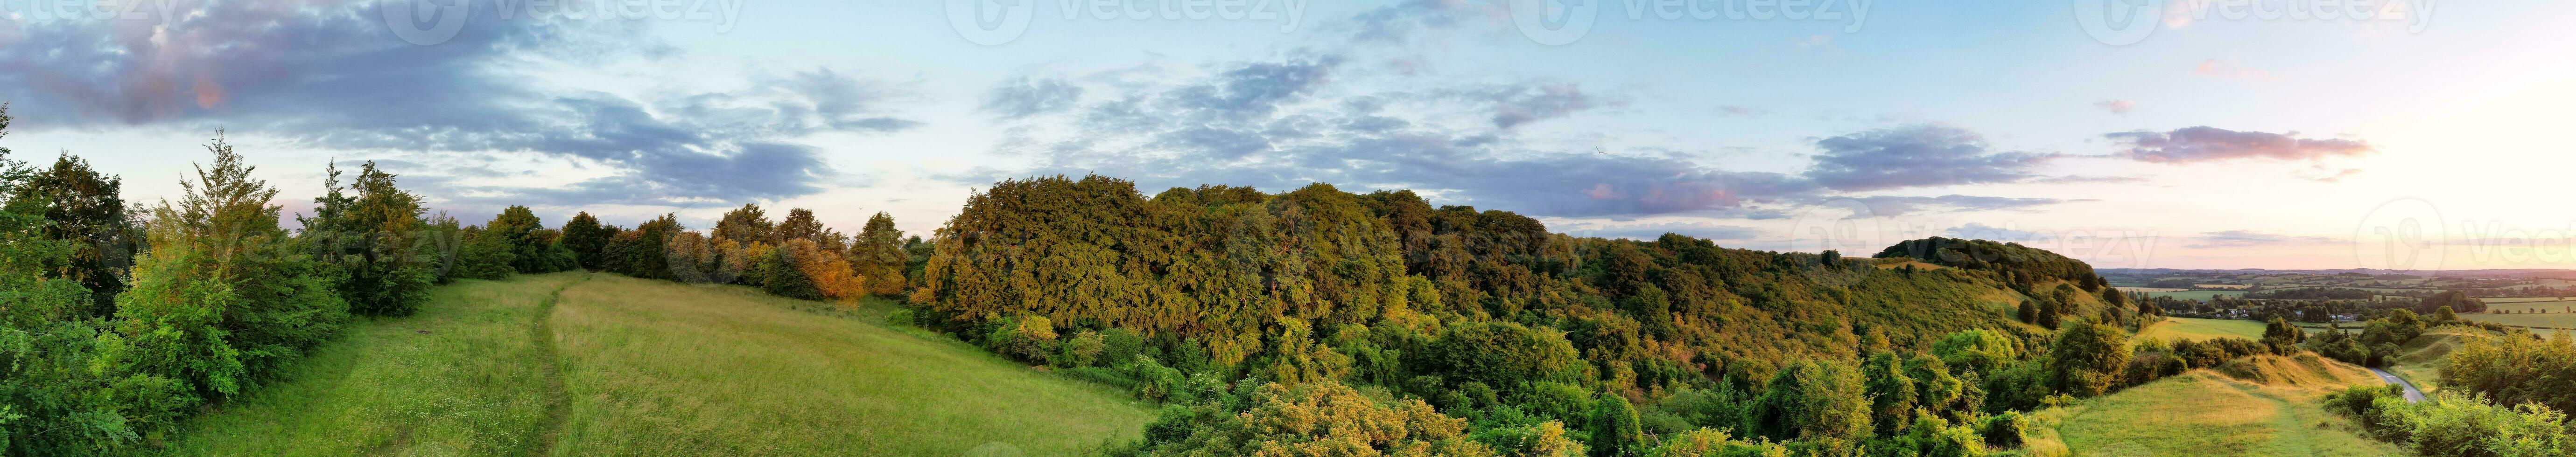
(2461, 312, 2576, 329)
(2044, 357, 2401, 457)
(2147, 290, 2245, 301)
(166, 272, 1155, 456)
(163, 273, 590, 455)
(547, 274, 1153, 456)
(2135, 317, 2267, 344)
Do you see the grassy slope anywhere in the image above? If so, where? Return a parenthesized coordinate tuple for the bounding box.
(165, 272, 1154, 456)
(2384, 327, 2498, 395)
(2135, 317, 2267, 345)
(163, 272, 588, 455)
(546, 274, 1153, 456)
(2043, 354, 2403, 457)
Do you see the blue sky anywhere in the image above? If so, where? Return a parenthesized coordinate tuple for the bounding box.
(1, 0, 2570, 270)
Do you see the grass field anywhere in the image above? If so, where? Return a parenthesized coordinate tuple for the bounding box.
(2135, 318, 2267, 344)
(2043, 355, 2401, 457)
(2461, 312, 2576, 330)
(2486, 299, 2576, 313)
(2147, 290, 2246, 301)
(167, 272, 1155, 456)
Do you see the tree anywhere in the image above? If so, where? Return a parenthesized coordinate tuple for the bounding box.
(7, 152, 132, 312)
(114, 132, 349, 400)
(1745, 359, 1870, 448)
(712, 203, 774, 244)
(774, 208, 824, 246)
(1424, 321, 1585, 388)
(301, 161, 436, 316)
(1587, 393, 1642, 457)
(2049, 320, 2132, 397)
(851, 211, 906, 296)
(1860, 351, 1919, 434)
(2262, 316, 2304, 354)
(761, 244, 823, 300)
(1133, 381, 1496, 456)
(2436, 305, 2457, 321)
(560, 212, 611, 269)
(488, 206, 550, 273)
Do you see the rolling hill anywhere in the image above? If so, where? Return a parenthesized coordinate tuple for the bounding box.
(163, 272, 1154, 456)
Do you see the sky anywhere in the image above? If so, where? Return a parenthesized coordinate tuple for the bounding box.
(0, 0, 2570, 271)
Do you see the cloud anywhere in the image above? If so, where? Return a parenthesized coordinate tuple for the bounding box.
(0, 0, 911, 209)
(2106, 126, 2375, 164)
(1486, 83, 1599, 130)
(2193, 59, 2273, 79)
(1848, 195, 2066, 217)
(1804, 125, 2057, 192)
(983, 77, 1086, 119)
(1553, 219, 1765, 242)
(2187, 230, 2340, 248)
(1713, 105, 1770, 118)
(2094, 100, 2136, 115)
(1945, 222, 2049, 242)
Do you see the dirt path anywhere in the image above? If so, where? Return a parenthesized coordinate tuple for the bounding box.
(2366, 367, 2427, 402)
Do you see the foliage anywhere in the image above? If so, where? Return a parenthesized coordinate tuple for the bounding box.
(852, 211, 907, 296)
(298, 161, 436, 316)
(559, 212, 613, 270)
(2046, 320, 2131, 398)
(1586, 393, 1641, 457)
(1130, 380, 1496, 456)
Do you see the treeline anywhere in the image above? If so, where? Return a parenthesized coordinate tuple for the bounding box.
(894, 175, 2241, 455)
(0, 111, 928, 454)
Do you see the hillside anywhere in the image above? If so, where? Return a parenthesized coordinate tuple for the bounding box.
(164, 272, 1154, 456)
(2044, 354, 2401, 457)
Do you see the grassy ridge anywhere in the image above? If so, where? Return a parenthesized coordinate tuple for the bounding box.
(164, 273, 1155, 456)
(546, 274, 1154, 456)
(2045, 355, 2401, 457)
(163, 272, 590, 455)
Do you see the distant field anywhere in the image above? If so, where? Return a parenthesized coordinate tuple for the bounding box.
(2148, 290, 2246, 301)
(2461, 312, 2576, 330)
(169, 273, 1155, 456)
(2195, 284, 2253, 290)
(2118, 287, 2189, 293)
(2487, 299, 2576, 314)
(2045, 356, 2399, 457)
(2483, 297, 2576, 304)
(2136, 318, 2266, 344)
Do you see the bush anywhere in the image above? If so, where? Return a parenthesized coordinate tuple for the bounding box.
(983, 314, 1058, 364)
(1058, 330, 1107, 368)
(1981, 411, 2030, 449)
(885, 308, 915, 327)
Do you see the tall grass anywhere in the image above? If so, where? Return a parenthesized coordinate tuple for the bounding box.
(545, 274, 1153, 456)
(161, 272, 590, 455)
(163, 272, 1155, 456)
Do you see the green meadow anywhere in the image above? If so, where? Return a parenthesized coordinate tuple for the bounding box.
(164, 272, 1154, 456)
(2043, 355, 2400, 457)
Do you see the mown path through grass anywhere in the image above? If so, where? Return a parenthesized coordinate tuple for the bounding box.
(529, 273, 591, 456)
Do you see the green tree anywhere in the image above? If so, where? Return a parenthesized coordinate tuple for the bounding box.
(560, 212, 612, 269)
(851, 211, 906, 296)
(712, 203, 774, 244)
(1587, 393, 1642, 457)
(114, 132, 349, 399)
(301, 161, 437, 316)
(7, 152, 132, 312)
(1745, 360, 1870, 447)
(2049, 320, 2132, 397)
(488, 206, 547, 273)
